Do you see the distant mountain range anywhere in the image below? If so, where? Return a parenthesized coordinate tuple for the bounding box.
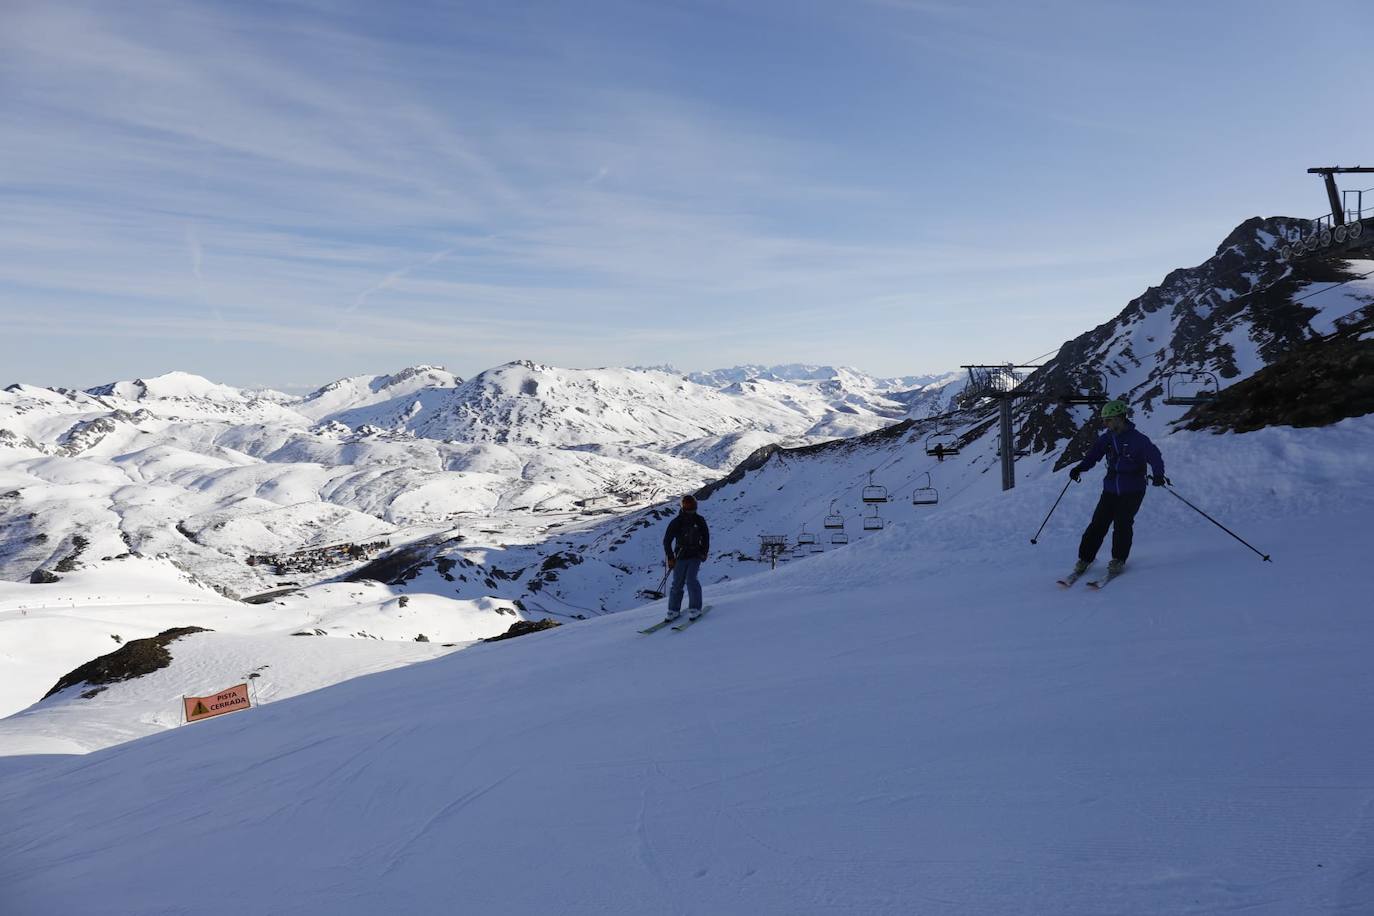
(0, 359, 960, 600)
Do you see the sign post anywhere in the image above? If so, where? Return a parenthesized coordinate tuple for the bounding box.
(182, 683, 252, 723)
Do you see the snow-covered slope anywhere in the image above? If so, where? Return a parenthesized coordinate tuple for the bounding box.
(0, 552, 518, 744)
(1, 416, 1370, 915)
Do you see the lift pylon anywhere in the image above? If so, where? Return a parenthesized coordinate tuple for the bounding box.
(961, 364, 1037, 491)
(1307, 166, 1374, 226)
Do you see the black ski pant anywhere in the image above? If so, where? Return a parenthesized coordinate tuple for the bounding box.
(1078, 489, 1146, 564)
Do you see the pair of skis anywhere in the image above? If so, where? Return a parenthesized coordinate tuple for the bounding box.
(638, 605, 711, 634)
(1057, 566, 1122, 591)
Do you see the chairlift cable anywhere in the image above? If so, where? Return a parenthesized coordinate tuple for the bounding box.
(1291, 265, 1374, 306)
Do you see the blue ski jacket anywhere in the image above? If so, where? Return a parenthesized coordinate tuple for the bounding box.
(1072, 420, 1165, 495)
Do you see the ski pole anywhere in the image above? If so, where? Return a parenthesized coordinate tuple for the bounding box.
(1165, 486, 1272, 562)
(1030, 477, 1074, 545)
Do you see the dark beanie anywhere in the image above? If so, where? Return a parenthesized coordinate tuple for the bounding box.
(681, 494, 697, 509)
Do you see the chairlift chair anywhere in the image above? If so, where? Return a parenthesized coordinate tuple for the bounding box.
(796, 525, 817, 547)
(861, 470, 890, 504)
(823, 499, 845, 530)
(924, 433, 960, 460)
(1057, 369, 1110, 406)
(862, 506, 884, 531)
(1163, 371, 1221, 406)
(830, 530, 849, 545)
(911, 472, 938, 506)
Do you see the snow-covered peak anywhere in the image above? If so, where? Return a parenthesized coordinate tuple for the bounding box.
(86, 371, 252, 403)
(295, 366, 462, 423)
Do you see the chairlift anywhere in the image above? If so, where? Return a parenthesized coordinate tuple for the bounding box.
(862, 506, 884, 531)
(1163, 371, 1221, 406)
(924, 432, 960, 460)
(830, 530, 849, 546)
(911, 472, 938, 506)
(1057, 369, 1110, 407)
(861, 470, 889, 504)
(796, 524, 817, 547)
(823, 500, 845, 530)
(809, 542, 824, 554)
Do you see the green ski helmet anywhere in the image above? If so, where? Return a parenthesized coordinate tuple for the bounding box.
(1100, 400, 1129, 419)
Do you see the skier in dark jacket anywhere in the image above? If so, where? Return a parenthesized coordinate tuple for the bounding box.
(1069, 400, 1167, 576)
(662, 494, 709, 621)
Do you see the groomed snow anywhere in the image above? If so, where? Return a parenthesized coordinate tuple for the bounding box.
(1, 418, 1370, 915)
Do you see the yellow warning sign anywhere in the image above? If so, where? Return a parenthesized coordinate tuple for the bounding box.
(184, 683, 251, 723)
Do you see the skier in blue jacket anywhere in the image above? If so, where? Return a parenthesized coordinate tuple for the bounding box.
(1069, 400, 1167, 576)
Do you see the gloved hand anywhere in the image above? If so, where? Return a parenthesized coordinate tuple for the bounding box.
(1069, 467, 1083, 483)
(666, 556, 676, 571)
(1152, 474, 1170, 487)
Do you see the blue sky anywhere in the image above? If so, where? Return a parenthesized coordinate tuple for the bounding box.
(3, 0, 1372, 392)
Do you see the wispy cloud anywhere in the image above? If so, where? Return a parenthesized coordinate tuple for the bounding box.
(4, 0, 1363, 387)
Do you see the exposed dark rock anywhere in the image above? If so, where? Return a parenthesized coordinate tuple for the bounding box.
(44, 626, 210, 699)
(242, 587, 297, 605)
(1181, 316, 1374, 433)
(483, 618, 561, 642)
(346, 534, 461, 585)
(58, 416, 119, 456)
(54, 534, 90, 573)
(29, 568, 60, 584)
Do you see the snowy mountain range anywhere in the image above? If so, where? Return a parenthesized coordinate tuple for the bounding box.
(0, 361, 955, 632)
(2, 211, 1373, 913)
